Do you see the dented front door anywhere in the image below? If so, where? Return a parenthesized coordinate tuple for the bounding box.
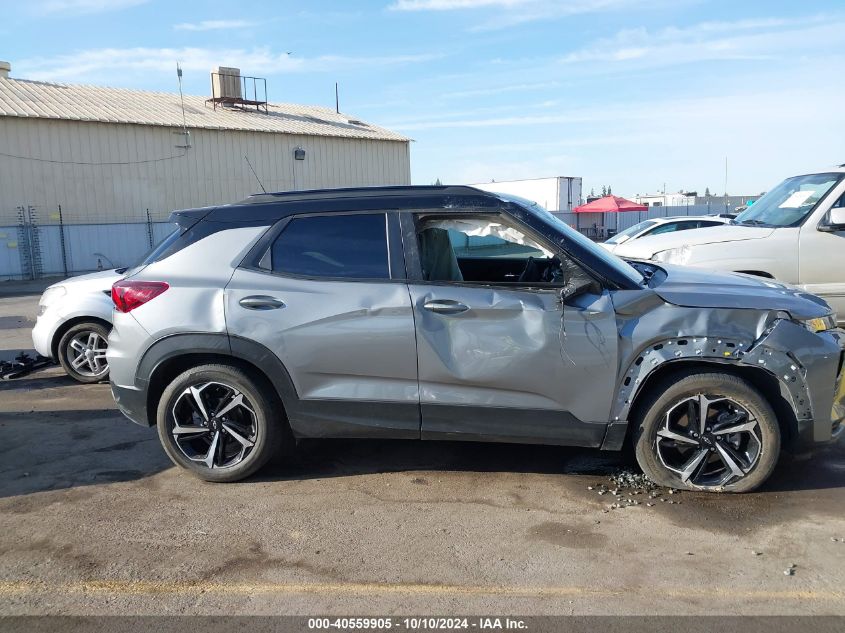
(409, 284, 618, 446)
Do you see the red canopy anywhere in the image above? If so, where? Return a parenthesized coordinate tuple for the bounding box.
(574, 195, 647, 213)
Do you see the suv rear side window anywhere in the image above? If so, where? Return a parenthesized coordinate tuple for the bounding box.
(271, 213, 390, 279)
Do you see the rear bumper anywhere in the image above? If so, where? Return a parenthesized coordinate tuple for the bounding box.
(110, 381, 151, 427)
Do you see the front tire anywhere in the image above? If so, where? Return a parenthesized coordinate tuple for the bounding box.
(634, 371, 780, 493)
(57, 322, 110, 383)
(156, 364, 283, 482)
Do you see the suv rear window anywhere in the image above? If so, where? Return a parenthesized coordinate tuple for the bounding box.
(271, 213, 390, 279)
(135, 225, 181, 266)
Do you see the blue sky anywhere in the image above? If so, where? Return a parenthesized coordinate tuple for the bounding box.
(3, 0, 844, 196)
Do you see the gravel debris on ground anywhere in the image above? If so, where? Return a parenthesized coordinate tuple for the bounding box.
(589, 469, 677, 510)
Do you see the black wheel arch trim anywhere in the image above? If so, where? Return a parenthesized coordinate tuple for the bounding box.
(135, 332, 300, 427)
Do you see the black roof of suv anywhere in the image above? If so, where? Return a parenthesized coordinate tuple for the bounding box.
(173, 186, 507, 225)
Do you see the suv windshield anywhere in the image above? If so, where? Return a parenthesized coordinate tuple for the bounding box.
(498, 193, 644, 286)
(733, 172, 843, 227)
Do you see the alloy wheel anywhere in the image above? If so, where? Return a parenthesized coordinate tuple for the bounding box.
(655, 394, 762, 488)
(169, 381, 258, 469)
(67, 331, 109, 377)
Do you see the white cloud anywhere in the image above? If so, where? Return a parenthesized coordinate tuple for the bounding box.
(33, 0, 147, 16)
(389, 0, 533, 10)
(407, 83, 845, 193)
(441, 81, 558, 100)
(386, 84, 845, 139)
(174, 20, 256, 32)
(558, 14, 842, 67)
(470, 1, 686, 31)
(16, 47, 441, 82)
(389, 0, 680, 30)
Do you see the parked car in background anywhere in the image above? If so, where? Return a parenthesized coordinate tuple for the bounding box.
(608, 166, 845, 324)
(31, 224, 180, 383)
(601, 215, 730, 253)
(32, 269, 123, 383)
(106, 186, 843, 492)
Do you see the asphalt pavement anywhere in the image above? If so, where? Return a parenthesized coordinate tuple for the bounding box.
(1, 291, 844, 615)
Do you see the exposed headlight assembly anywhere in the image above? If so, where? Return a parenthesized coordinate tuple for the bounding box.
(652, 245, 692, 265)
(798, 314, 837, 333)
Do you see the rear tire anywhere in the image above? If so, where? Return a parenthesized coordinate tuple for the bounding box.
(57, 322, 110, 384)
(156, 364, 284, 482)
(634, 371, 780, 493)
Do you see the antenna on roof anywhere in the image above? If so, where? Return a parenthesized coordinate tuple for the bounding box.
(175, 62, 191, 149)
(335, 82, 340, 113)
(244, 156, 267, 194)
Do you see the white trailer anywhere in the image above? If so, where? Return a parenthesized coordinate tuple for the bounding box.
(468, 176, 583, 212)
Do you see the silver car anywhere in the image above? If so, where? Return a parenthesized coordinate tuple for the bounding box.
(107, 186, 845, 492)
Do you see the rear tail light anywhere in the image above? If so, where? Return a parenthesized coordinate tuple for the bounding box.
(111, 280, 169, 313)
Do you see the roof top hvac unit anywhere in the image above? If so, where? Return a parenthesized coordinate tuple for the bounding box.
(212, 66, 242, 100)
(207, 66, 268, 114)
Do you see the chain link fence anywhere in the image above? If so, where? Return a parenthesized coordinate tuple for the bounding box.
(1, 205, 174, 280)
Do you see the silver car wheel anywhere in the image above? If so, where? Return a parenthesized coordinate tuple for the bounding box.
(67, 331, 109, 377)
(655, 394, 762, 488)
(170, 381, 258, 470)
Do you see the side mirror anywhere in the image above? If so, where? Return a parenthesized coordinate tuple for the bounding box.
(819, 207, 845, 233)
(561, 278, 600, 302)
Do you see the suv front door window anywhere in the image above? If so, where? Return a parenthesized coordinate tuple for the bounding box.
(405, 211, 618, 445)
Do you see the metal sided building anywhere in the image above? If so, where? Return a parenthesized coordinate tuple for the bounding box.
(0, 62, 411, 280)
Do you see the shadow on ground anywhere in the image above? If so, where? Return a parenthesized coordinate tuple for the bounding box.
(1, 401, 843, 504)
(264, 436, 845, 494)
(0, 409, 170, 499)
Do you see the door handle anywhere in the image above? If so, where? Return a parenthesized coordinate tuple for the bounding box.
(423, 299, 469, 315)
(239, 295, 286, 310)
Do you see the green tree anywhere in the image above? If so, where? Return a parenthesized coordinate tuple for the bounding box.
(601, 185, 607, 196)
(607, 185, 612, 195)
(433, 178, 442, 186)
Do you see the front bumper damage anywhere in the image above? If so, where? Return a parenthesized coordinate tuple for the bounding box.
(746, 321, 844, 445)
(612, 319, 845, 450)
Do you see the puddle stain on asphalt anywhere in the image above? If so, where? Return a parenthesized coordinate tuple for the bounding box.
(527, 522, 608, 549)
(199, 540, 344, 583)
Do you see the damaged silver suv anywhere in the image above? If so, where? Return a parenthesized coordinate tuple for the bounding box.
(106, 186, 845, 492)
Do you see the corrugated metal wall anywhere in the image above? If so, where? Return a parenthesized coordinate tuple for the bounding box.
(0, 117, 411, 226)
(0, 116, 410, 278)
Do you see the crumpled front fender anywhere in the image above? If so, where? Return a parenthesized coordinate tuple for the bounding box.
(608, 318, 843, 448)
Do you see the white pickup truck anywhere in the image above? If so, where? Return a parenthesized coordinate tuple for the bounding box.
(610, 166, 845, 323)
